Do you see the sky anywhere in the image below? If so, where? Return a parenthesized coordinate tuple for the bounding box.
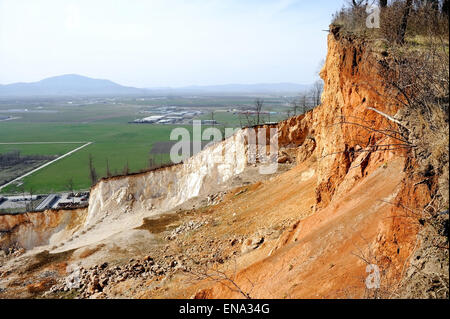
(0, 0, 345, 88)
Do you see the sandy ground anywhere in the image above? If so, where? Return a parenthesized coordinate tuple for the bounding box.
(0, 162, 297, 298)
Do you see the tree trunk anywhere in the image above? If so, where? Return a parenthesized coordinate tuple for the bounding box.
(443, 0, 449, 16)
(397, 0, 413, 45)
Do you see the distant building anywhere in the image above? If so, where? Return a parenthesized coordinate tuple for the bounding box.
(133, 115, 165, 123)
(131, 109, 203, 124)
(158, 119, 175, 124)
(201, 120, 219, 125)
(166, 116, 183, 121)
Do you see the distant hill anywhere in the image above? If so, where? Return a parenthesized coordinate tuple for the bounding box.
(0, 74, 311, 97)
(0, 74, 146, 97)
(152, 83, 311, 95)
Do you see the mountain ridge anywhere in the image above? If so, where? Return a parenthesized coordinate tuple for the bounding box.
(0, 74, 146, 97)
(0, 74, 310, 97)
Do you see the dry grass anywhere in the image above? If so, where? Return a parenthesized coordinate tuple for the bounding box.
(332, 1, 449, 45)
(78, 244, 105, 259)
(24, 249, 74, 274)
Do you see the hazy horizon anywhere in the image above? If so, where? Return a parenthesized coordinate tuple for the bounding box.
(0, 72, 311, 89)
(0, 0, 344, 87)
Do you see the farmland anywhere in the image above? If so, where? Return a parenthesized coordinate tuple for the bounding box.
(0, 122, 179, 194)
(0, 95, 294, 194)
(0, 143, 85, 187)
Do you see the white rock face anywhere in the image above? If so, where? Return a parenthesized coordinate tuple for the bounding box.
(85, 130, 249, 229)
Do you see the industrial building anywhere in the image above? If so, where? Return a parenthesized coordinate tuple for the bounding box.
(132, 108, 203, 124)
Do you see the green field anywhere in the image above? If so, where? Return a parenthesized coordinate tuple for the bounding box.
(0, 122, 179, 194)
(0, 95, 295, 194)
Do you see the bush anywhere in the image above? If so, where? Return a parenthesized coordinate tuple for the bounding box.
(332, 0, 449, 45)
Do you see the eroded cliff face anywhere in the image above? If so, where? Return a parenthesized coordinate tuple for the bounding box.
(278, 32, 404, 210)
(194, 29, 436, 298)
(0, 208, 86, 252)
(87, 130, 248, 225)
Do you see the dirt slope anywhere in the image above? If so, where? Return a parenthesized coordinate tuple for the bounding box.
(186, 28, 438, 298)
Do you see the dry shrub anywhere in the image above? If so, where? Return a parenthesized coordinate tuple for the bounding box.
(27, 278, 57, 294)
(332, 0, 449, 45)
(379, 1, 409, 43)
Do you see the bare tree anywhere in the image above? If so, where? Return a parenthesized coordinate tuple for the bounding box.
(286, 109, 292, 118)
(19, 184, 25, 200)
(348, 0, 367, 8)
(28, 186, 34, 211)
(243, 111, 253, 127)
(289, 93, 309, 116)
(255, 98, 264, 125)
(312, 80, 324, 106)
(148, 155, 155, 169)
(397, 0, 413, 44)
(443, 0, 449, 15)
(122, 160, 129, 175)
(239, 99, 265, 127)
(88, 154, 98, 186)
(299, 93, 308, 114)
(106, 158, 111, 177)
(429, 0, 440, 11)
(66, 178, 75, 203)
(184, 257, 253, 299)
(290, 99, 299, 116)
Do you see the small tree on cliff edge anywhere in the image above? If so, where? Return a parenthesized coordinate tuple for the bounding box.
(67, 178, 75, 203)
(28, 186, 34, 211)
(106, 158, 112, 177)
(312, 80, 324, 107)
(255, 98, 264, 125)
(290, 99, 299, 116)
(123, 160, 129, 175)
(88, 154, 98, 186)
